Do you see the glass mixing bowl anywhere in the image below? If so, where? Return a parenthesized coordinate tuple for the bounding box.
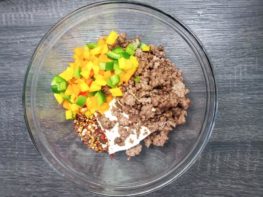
(23, 1, 217, 196)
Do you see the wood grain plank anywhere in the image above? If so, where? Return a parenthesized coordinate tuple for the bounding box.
(0, 0, 262, 196)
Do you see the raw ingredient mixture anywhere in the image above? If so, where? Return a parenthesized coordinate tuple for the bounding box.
(51, 31, 190, 158)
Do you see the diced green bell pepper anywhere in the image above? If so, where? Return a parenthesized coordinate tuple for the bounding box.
(51, 75, 67, 93)
(125, 44, 135, 55)
(73, 67, 81, 78)
(76, 95, 87, 107)
(107, 78, 113, 88)
(89, 91, 97, 96)
(121, 51, 130, 59)
(62, 94, 71, 101)
(107, 74, 120, 88)
(134, 76, 141, 83)
(99, 62, 114, 71)
(125, 39, 140, 55)
(99, 62, 106, 70)
(110, 75, 120, 86)
(95, 91, 106, 105)
(113, 61, 122, 75)
(86, 42, 97, 49)
(112, 47, 124, 54)
(105, 62, 114, 71)
(107, 51, 121, 60)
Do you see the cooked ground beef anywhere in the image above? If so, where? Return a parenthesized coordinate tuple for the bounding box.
(126, 144, 142, 158)
(96, 114, 115, 130)
(117, 41, 190, 152)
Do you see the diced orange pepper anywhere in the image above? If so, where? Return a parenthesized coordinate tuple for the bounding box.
(64, 84, 74, 96)
(99, 54, 110, 62)
(79, 91, 88, 96)
(63, 100, 71, 110)
(86, 78, 93, 86)
(71, 84, 80, 96)
(74, 47, 84, 58)
(106, 95, 113, 103)
(104, 71, 112, 80)
(97, 102, 110, 114)
(89, 69, 94, 77)
(86, 96, 99, 113)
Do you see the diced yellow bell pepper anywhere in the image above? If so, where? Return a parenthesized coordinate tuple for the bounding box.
(64, 84, 73, 96)
(80, 61, 93, 78)
(94, 79, 107, 86)
(89, 83, 101, 92)
(119, 57, 133, 70)
(91, 46, 101, 55)
(101, 44, 108, 54)
(83, 46, 90, 59)
(65, 110, 73, 120)
(71, 104, 80, 113)
(109, 87, 123, 97)
(141, 44, 150, 51)
(59, 67, 74, 81)
(69, 62, 78, 70)
(130, 56, 139, 68)
(94, 75, 107, 86)
(86, 96, 99, 113)
(92, 63, 100, 76)
(71, 84, 80, 96)
(74, 47, 84, 58)
(97, 37, 106, 46)
(121, 66, 137, 83)
(102, 71, 112, 80)
(84, 110, 93, 118)
(99, 54, 111, 62)
(106, 31, 118, 45)
(54, 93, 63, 104)
(85, 97, 92, 108)
(80, 69, 90, 79)
(79, 81, 89, 92)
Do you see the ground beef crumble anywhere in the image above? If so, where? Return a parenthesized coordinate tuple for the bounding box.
(117, 40, 190, 151)
(126, 144, 142, 158)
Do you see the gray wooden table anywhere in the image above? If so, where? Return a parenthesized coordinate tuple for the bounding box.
(0, 0, 262, 196)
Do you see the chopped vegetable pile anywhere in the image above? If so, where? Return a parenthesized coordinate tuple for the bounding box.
(50, 31, 150, 120)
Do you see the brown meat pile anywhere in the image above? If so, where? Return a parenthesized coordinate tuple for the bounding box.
(116, 37, 190, 156)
